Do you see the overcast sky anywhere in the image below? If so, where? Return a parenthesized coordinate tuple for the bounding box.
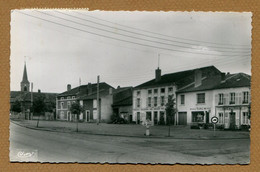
(10, 10, 252, 93)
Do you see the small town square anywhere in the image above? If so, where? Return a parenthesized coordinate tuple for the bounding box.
(9, 10, 251, 164)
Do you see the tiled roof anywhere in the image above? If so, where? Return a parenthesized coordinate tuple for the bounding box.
(112, 96, 132, 106)
(214, 73, 251, 89)
(177, 75, 222, 93)
(78, 89, 111, 100)
(177, 73, 251, 93)
(134, 66, 221, 89)
(58, 82, 113, 97)
(112, 87, 133, 106)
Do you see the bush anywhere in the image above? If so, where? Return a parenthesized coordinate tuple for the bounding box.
(110, 114, 127, 124)
(241, 125, 250, 131)
(203, 123, 213, 129)
(190, 123, 200, 129)
(216, 124, 224, 130)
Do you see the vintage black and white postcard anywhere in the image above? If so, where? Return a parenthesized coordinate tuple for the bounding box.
(10, 10, 251, 164)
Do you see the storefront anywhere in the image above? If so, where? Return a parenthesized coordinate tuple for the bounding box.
(216, 106, 250, 129)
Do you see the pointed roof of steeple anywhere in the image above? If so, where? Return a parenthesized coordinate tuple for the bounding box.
(22, 62, 29, 83)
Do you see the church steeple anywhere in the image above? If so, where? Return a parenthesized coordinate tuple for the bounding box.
(20, 62, 30, 92)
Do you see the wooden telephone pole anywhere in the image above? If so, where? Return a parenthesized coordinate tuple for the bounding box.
(97, 75, 100, 125)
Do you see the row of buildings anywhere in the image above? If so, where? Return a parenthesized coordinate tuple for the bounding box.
(10, 63, 251, 129)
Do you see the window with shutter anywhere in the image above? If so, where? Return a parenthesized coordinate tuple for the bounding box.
(243, 92, 249, 104)
(180, 95, 185, 105)
(230, 93, 235, 104)
(218, 93, 224, 105)
(154, 97, 157, 107)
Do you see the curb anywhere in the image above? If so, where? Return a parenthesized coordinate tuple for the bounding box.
(10, 120, 250, 141)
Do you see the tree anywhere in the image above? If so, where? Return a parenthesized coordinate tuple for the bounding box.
(165, 95, 177, 137)
(32, 96, 46, 127)
(11, 100, 22, 114)
(46, 101, 56, 113)
(69, 101, 84, 132)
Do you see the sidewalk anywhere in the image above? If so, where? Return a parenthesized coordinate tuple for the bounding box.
(11, 119, 250, 140)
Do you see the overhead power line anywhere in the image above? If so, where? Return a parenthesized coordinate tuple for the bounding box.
(74, 11, 251, 48)
(101, 56, 249, 79)
(18, 11, 251, 57)
(53, 10, 250, 53)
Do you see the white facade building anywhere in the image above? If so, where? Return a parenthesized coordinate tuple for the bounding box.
(132, 66, 222, 125)
(177, 72, 251, 129)
(133, 84, 176, 125)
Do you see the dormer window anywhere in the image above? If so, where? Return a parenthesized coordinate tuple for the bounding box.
(61, 97, 64, 100)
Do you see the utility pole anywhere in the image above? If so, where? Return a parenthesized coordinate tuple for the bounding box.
(97, 75, 100, 125)
(30, 82, 33, 120)
(158, 53, 160, 68)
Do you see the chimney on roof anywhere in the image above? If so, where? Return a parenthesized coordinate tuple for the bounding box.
(155, 67, 161, 82)
(221, 73, 226, 81)
(67, 84, 71, 91)
(194, 70, 202, 87)
(38, 89, 41, 93)
(87, 82, 92, 95)
(117, 85, 120, 89)
(109, 87, 113, 95)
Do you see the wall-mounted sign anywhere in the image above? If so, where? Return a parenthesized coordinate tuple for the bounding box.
(190, 107, 211, 111)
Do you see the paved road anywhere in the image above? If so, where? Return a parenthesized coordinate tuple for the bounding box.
(9, 123, 250, 164)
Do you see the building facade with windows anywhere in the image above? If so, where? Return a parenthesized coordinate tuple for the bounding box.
(56, 82, 114, 123)
(177, 72, 251, 129)
(132, 66, 221, 125)
(213, 73, 251, 129)
(112, 86, 133, 123)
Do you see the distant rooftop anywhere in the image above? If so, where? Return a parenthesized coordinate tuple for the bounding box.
(134, 65, 221, 89)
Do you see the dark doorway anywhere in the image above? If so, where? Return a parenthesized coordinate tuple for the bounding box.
(154, 112, 158, 125)
(86, 111, 90, 121)
(137, 112, 140, 124)
(159, 111, 165, 125)
(146, 112, 152, 120)
(178, 112, 187, 125)
(206, 111, 209, 124)
(230, 112, 236, 130)
(129, 114, 132, 123)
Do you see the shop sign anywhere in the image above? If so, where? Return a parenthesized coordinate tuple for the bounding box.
(141, 107, 165, 111)
(190, 107, 211, 111)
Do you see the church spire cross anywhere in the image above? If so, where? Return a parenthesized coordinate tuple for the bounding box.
(21, 61, 30, 92)
(22, 62, 29, 82)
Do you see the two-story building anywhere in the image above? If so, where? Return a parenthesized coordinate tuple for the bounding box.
(56, 82, 114, 123)
(132, 66, 222, 125)
(177, 71, 224, 125)
(213, 73, 251, 129)
(177, 72, 251, 129)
